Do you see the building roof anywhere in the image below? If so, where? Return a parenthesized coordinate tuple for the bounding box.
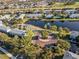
(0, 26, 26, 36)
(0, 26, 9, 33)
(70, 14, 79, 17)
(0, 21, 3, 26)
(45, 14, 53, 18)
(8, 29, 26, 36)
(26, 14, 42, 18)
(0, 14, 11, 19)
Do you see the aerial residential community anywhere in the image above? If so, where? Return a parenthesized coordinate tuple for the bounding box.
(0, 0, 79, 59)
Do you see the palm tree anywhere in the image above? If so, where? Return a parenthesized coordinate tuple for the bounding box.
(38, 48, 53, 59)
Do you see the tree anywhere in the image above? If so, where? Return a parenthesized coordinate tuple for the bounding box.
(41, 30, 49, 39)
(58, 27, 65, 38)
(9, 35, 21, 54)
(14, 19, 24, 24)
(38, 48, 53, 59)
(61, 12, 69, 18)
(58, 27, 70, 39)
(63, 27, 70, 33)
(3, 20, 9, 26)
(51, 25, 57, 31)
(44, 23, 51, 29)
(20, 30, 39, 59)
(0, 33, 10, 41)
(50, 39, 71, 57)
(10, 30, 40, 59)
(54, 46, 64, 56)
(57, 39, 71, 51)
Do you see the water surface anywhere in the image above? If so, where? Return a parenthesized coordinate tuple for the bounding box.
(27, 20, 79, 31)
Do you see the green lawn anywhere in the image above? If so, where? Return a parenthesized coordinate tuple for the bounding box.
(0, 54, 9, 59)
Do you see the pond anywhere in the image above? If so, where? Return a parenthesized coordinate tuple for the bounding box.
(26, 20, 79, 31)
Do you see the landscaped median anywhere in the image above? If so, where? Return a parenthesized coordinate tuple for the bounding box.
(41, 18, 79, 21)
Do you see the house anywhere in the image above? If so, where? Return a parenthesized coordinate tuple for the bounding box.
(0, 14, 11, 20)
(8, 29, 26, 36)
(17, 24, 31, 30)
(0, 4, 5, 9)
(45, 14, 53, 18)
(15, 14, 26, 19)
(26, 14, 42, 18)
(36, 1, 48, 7)
(69, 14, 79, 18)
(64, 10, 77, 15)
(43, 10, 52, 14)
(0, 26, 26, 37)
(33, 10, 41, 14)
(18, 0, 31, 2)
(70, 31, 79, 39)
(0, 26, 10, 33)
(56, 0, 74, 3)
(63, 51, 79, 59)
(54, 10, 63, 13)
(19, 0, 27, 1)
(0, 21, 3, 26)
(76, 48, 79, 55)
